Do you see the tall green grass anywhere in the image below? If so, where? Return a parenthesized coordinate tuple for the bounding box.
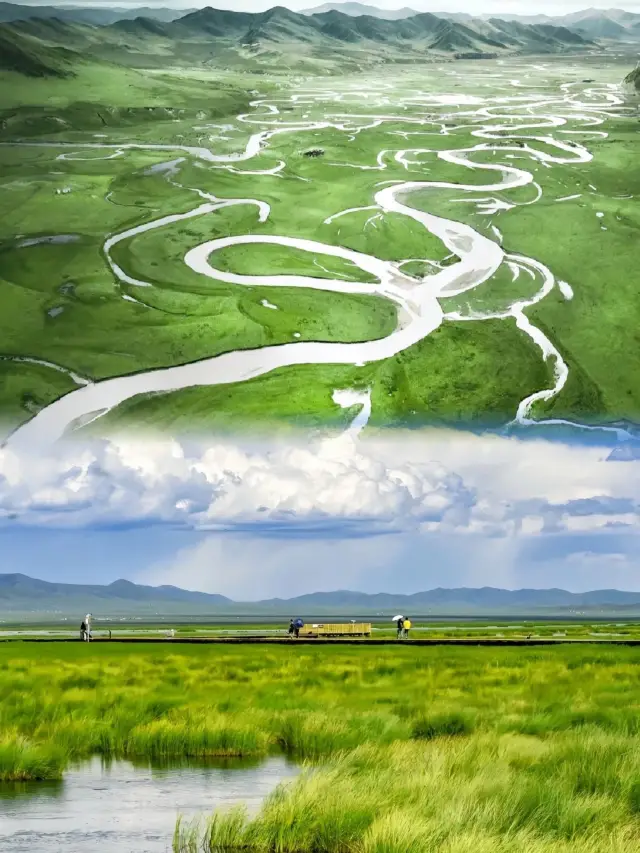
(178, 735, 640, 852)
(0, 733, 66, 781)
(2, 642, 640, 794)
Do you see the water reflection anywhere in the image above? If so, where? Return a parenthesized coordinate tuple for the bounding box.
(0, 755, 297, 852)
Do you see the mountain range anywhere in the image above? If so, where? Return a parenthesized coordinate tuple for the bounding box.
(0, 3, 599, 78)
(302, 2, 420, 19)
(3, 573, 640, 618)
(0, 2, 195, 25)
(303, 3, 640, 39)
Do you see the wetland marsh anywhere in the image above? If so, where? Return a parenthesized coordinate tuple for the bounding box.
(2, 56, 639, 441)
(3, 643, 640, 851)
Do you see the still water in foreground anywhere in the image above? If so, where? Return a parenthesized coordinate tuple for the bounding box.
(0, 755, 298, 852)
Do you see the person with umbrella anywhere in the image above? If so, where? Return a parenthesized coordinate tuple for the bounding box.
(393, 615, 404, 640)
(288, 618, 304, 639)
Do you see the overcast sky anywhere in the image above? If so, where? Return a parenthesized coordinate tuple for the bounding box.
(3, 429, 640, 597)
(15, 0, 640, 17)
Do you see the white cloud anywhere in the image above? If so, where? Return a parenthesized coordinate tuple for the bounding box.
(0, 432, 475, 532)
(0, 430, 639, 539)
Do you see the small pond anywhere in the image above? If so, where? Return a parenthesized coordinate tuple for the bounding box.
(0, 755, 298, 852)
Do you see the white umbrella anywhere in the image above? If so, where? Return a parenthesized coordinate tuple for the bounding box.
(392, 615, 404, 622)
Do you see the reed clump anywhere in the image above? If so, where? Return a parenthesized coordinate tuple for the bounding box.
(179, 734, 640, 852)
(0, 733, 67, 782)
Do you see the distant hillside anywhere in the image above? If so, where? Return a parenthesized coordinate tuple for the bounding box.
(272, 587, 640, 608)
(571, 13, 628, 39)
(177, 7, 254, 38)
(0, 21, 76, 76)
(3, 574, 640, 619)
(0, 573, 232, 616)
(109, 16, 176, 39)
(0, 2, 194, 25)
(302, 2, 418, 19)
(473, 8, 640, 40)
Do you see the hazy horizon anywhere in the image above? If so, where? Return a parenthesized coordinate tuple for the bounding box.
(8, 0, 640, 18)
(4, 568, 640, 598)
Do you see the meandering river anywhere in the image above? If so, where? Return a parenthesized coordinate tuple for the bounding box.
(3, 70, 626, 448)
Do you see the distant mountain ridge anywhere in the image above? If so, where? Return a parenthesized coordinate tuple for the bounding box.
(302, 2, 419, 19)
(0, 2, 195, 25)
(1, 1, 639, 40)
(304, 3, 640, 42)
(0, 573, 231, 604)
(2, 573, 640, 617)
(0, 4, 596, 78)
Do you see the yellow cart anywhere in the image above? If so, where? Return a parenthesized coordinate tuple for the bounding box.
(298, 622, 371, 638)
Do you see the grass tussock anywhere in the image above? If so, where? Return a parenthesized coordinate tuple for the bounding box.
(177, 735, 640, 852)
(0, 733, 66, 781)
(127, 716, 269, 758)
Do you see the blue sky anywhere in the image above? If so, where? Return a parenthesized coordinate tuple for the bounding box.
(3, 523, 639, 599)
(2, 430, 639, 598)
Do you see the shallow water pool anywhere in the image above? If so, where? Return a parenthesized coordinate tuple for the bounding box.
(0, 755, 297, 852)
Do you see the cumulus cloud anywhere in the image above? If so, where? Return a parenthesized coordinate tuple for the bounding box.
(0, 432, 476, 532)
(0, 429, 639, 539)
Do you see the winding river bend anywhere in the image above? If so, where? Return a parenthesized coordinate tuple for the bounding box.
(4, 70, 626, 449)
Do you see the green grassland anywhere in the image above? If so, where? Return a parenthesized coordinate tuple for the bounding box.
(3, 643, 640, 851)
(1, 56, 638, 434)
(409, 117, 640, 425)
(5, 618, 640, 639)
(97, 317, 546, 433)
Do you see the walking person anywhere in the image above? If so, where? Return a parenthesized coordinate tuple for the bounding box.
(288, 619, 295, 639)
(84, 613, 92, 642)
(80, 620, 87, 641)
(396, 616, 404, 640)
(403, 617, 411, 639)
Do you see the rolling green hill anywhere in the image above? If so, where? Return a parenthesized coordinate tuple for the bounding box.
(0, 2, 194, 26)
(0, 22, 76, 76)
(302, 3, 419, 20)
(0, 5, 594, 78)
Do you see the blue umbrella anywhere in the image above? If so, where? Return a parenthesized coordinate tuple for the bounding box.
(294, 618, 304, 629)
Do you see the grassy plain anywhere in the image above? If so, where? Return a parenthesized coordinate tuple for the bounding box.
(3, 643, 640, 851)
(1, 56, 638, 433)
(7, 618, 640, 639)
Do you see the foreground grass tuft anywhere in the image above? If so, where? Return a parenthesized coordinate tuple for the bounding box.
(178, 735, 640, 852)
(0, 733, 66, 781)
